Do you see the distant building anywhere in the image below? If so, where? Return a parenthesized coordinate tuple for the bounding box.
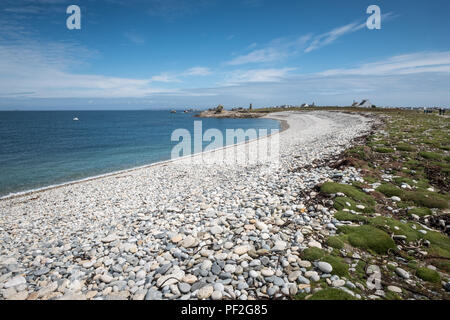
(301, 103, 309, 107)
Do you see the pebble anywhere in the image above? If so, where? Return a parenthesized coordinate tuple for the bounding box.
(395, 268, 410, 279)
(387, 285, 402, 293)
(197, 285, 214, 299)
(4, 276, 26, 289)
(317, 262, 333, 274)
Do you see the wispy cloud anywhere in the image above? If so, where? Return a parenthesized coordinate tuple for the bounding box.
(149, 67, 212, 83)
(304, 21, 365, 53)
(182, 67, 212, 76)
(318, 51, 450, 76)
(228, 13, 397, 65)
(124, 32, 146, 45)
(226, 35, 311, 65)
(224, 68, 295, 84)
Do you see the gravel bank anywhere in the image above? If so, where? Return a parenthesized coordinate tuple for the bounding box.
(0, 111, 373, 300)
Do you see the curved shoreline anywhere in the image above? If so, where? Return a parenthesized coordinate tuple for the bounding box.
(0, 115, 288, 201)
(0, 110, 373, 301)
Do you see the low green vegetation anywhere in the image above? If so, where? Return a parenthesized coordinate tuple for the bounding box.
(416, 267, 440, 283)
(396, 144, 416, 152)
(334, 210, 368, 222)
(375, 147, 394, 153)
(333, 196, 373, 213)
(301, 247, 326, 261)
(408, 207, 432, 217)
(376, 184, 404, 197)
(326, 236, 345, 249)
(321, 255, 349, 277)
(338, 225, 396, 254)
(311, 107, 449, 298)
(307, 288, 356, 300)
(321, 182, 375, 206)
(419, 151, 442, 160)
(403, 191, 448, 209)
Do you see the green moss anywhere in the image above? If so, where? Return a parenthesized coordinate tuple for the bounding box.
(363, 176, 378, 184)
(370, 217, 421, 242)
(407, 260, 418, 269)
(396, 144, 416, 152)
(376, 184, 404, 197)
(422, 230, 450, 255)
(302, 247, 326, 261)
(419, 151, 443, 160)
(416, 267, 440, 283)
(322, 255, 349, 277)
(339, 225, 395, 254)
(403, 191, 448, 209)
(397, 201, 414, 208)
(374, 147, 394, 153)
(293, 292, 309, 300)
(427, 246, 450, 272)
(355, 260, 366, 279)
(334, 211, 368, 223)
(408, 207, 432, 217)
(326, 236, 345, 249)
(333, 197, 373, 213)
(308, 288, 356, 300)
(321, 182, 375, 206)
(385, 291, 402, 300)
(393, 177, 415, 186)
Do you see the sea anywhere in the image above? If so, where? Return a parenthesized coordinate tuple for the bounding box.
(0, 110, 280, 197)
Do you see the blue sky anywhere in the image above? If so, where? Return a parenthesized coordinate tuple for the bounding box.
(1, 0, 450, 109)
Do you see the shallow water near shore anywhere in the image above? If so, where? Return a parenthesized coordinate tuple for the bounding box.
(0, 110, 280, 197)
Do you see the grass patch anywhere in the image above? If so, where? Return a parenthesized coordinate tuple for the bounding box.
(302, 247, 326, 261)
(338, 225, 395, 254)
(322, 255, 349, 277)
(333, 197, 373, 213)
(419, 151, 443, 160)
(374, 147, 394, 153)
(308, 288, 356, 300)
(427, 246, 450, 272)
(326, 236, 345, 249)
(321, 182, 375, 206)
(334, 211, 368, 223)
(403, 191, 448, 209)
(416, 267, 440, 283)
(376, 184, 404, 197)
(408, 207, 432, 217)
(396, 144, 416, 152)
(370, 217, 421, 242)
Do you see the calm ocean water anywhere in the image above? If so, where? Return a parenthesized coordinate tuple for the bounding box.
(0, 111, 279, 197)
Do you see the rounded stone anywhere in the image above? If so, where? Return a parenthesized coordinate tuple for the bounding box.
(317, 261, 333, 274)
(197, 285, 214, 299)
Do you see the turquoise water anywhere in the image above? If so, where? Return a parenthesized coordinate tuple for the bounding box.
(0, 111, 279, 197)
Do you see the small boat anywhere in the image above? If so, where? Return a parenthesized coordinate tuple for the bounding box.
(73, 117, 79, 121)
(170, 110, 176, 113)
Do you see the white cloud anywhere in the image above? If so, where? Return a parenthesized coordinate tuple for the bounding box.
(150, 73, 181, 83)
(227, 48, 287, 65)
(226, 35, 311, 66)
(182, 67, 212, 76)
(304, 22, 365, 53)
(304, 12, 396, 53)
(224, 68, 295, 84)
(124, 32, 146, 45)
(318, 51, 450, 76)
